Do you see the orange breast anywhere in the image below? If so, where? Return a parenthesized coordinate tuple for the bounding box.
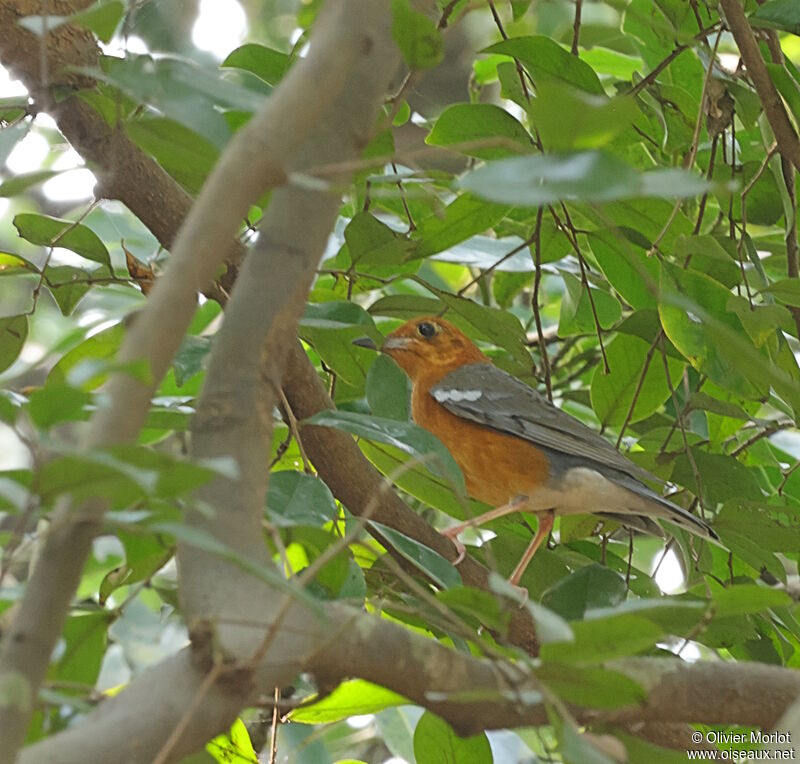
(413, 386, 550, 506)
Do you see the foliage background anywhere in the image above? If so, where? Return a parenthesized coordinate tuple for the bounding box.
(1, 0, 800, 762)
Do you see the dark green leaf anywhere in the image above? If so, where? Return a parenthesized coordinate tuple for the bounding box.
(541, 614, 663, 664)
(558, 272, 621, 336)
(344, 213, 413, 268)
(484, 36, 604, 94)
(391, 0, 444, 70)
(266, 471, 338, 527)
(536, 664, 646, 708)
(0, 316, 27, 374)
(125, 118, 218, 196)
(371, 521, 461, 589)
(541, 564, 627, 621)
(413, 711, 492, 764)
(529, 83, 638, 152)
(412, 194, 511, 260)
(427, 104, 532, 159)
(590, 334, 683, 427)
(14, 214, 110, 268)
(28, 383, 92, 429)
(752, 0, 800, 35)
(172, 335, 211, 388)
(222, 44, 291, 85)
(461, 151, 711, 207)
(306, 409, 464, 492)
(366, 353, 411, 421)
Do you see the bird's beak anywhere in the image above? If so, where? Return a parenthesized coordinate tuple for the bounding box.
(381, 336, 412, 352)
(351, 335, 412, 353)
(352, 336, 378, 351)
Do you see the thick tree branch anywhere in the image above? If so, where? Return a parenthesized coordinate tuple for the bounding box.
(20, 608, 800, 764)
(0, 1, 368, 755)
(0, 0, 217, 291)
(178, 0, 401, 664)
(719, 0, 800, 172)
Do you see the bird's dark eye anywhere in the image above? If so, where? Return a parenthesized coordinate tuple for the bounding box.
(417, 321, 437, 339)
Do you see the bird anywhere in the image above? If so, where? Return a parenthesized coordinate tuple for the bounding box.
(366, 316, 717, 586)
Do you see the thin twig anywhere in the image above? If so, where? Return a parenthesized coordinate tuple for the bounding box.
(277, 388, 313, 474)
(647, 29, 723, 256)
(615, 330, 663, 447)
(626, 22, 722, 98)
(571, 0, 582, 55)
(720, 0, 800, 172)
(456, 234, 536, 297)
(531, 207, 552, 400)
(268, 687, 280, 764)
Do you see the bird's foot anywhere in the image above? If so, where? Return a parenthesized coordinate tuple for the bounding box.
(441, 527, 467, 565)
(506, 581, 529, 607)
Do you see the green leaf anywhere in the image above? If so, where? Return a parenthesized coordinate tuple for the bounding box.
(461, 151, 711, 207)
(541, 564, 627, 621)
(413, 711, 492, 764)
(49, 323, 125, 389)
(27, 383, 92, 429)
(761, 278, 800, 307)
(344, 213, 413, 268)
(484, 36, 604, 94)
(558, 272, 622, 336)
(125, 118, 219, 196)
(712, 584, 793, 617)
(0, 316, 28, 374)
(412, 194, 511, 260)
(0, 170, 60, 197)
(206, 719, 257, 764)
(306, 409, 464, 492)
(426, 104, 532, 159)
(371, 521, 461, 589)
(72, 0, 124, 42)
(391, 0, 444, 70)
(93, 54, 260, 148)
(436, 586, 509, 632)
(674, 235, 741, 289)
(14, 214, 111, 268)
(529, 83, 639, 152)
(366, 353, 411, 421)
(588, 231, 660, 309)
(51, 611, 109, 685)
(430, 289, 531, 367)
(590, 334, 684, 427)
(38, 452, 152, 507)
(360, 440, 484, 521)
(536, 664, 646, 709)
(266, 470, 338, 527)
(658, 263, 763, 398)
(221, 43, 291, 85)
(172, 335, 211, 388)
(290, 680, 407, 723)
(752, 0, 800, 35)
(18, 0, 124, 43)
(299, 301, 379, 388)
(44, 265, 92, 316)
(541, 614, 663, 664)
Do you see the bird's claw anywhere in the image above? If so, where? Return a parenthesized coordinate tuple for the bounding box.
(442, 527, 466, 565)
(507, 581, 529, 607)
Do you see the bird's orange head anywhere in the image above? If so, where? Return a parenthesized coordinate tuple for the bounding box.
(381, 317, 487, 383)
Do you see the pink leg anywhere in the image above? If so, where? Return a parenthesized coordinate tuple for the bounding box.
(441, 495, 530, 543)
(509, 510, 555, 586)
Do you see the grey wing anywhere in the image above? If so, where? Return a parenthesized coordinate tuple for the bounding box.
(430, 363, 717, 540)
(431, 363, 651, 482)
